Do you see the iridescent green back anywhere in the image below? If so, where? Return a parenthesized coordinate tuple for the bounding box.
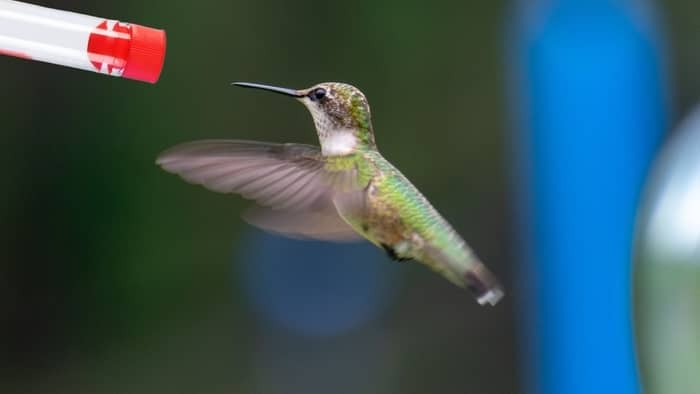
(360, 149, 469, 259)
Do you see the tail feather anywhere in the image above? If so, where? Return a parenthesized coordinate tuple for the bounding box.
(422, 244, 505, 306)
(464, 263, 504, 306)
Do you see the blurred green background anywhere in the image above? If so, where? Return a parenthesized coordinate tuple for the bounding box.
(1, 1, 699, 393)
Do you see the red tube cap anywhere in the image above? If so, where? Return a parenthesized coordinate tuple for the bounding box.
(123, 24, 166, 84)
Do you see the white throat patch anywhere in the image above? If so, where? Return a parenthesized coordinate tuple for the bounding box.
(301, 96, 359, 156)
(321, 131, 357, 156)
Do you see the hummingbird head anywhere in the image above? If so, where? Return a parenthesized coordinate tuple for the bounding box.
(234, 82, 375, 156)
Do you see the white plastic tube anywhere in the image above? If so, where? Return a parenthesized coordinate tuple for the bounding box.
(0, 0, 166, 83)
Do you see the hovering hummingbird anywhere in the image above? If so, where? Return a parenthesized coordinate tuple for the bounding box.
(156, 82, 504, 306)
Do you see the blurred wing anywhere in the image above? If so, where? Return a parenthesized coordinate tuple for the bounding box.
(241, 205, 362, 242)
(156, 139, 363, 241)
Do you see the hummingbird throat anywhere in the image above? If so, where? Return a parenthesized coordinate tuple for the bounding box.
(320, 130, 358, 156)
(307, 105, 360, 156)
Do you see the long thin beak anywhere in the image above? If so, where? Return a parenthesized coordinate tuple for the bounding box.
(232, 82, 303, 98)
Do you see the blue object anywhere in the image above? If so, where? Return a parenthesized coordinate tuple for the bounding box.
(238, 230, 397, 338)
(507, 1, 668, 393)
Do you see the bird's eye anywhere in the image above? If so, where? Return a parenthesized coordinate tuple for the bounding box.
(309, 88, 326, 101)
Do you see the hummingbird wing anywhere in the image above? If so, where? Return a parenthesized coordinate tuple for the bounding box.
(156, 140, 363, 241)
(240, 206, 361, 241)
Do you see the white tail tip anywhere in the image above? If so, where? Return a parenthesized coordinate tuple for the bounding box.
(477, 288, 505, 306)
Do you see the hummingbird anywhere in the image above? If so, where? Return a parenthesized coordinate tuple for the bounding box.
(156, 82, 504, 306)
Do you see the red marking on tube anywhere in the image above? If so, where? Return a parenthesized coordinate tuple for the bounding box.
(87, 20, 132, 74)
(0, 49, 32, 60)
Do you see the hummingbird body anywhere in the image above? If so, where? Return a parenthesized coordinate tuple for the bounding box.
(328, 148, 500, 303)
(157, 82, 504, 306)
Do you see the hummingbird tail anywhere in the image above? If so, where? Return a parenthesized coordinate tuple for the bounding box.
(463, 262, 504, 306)
(423, 244, 504, 306)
